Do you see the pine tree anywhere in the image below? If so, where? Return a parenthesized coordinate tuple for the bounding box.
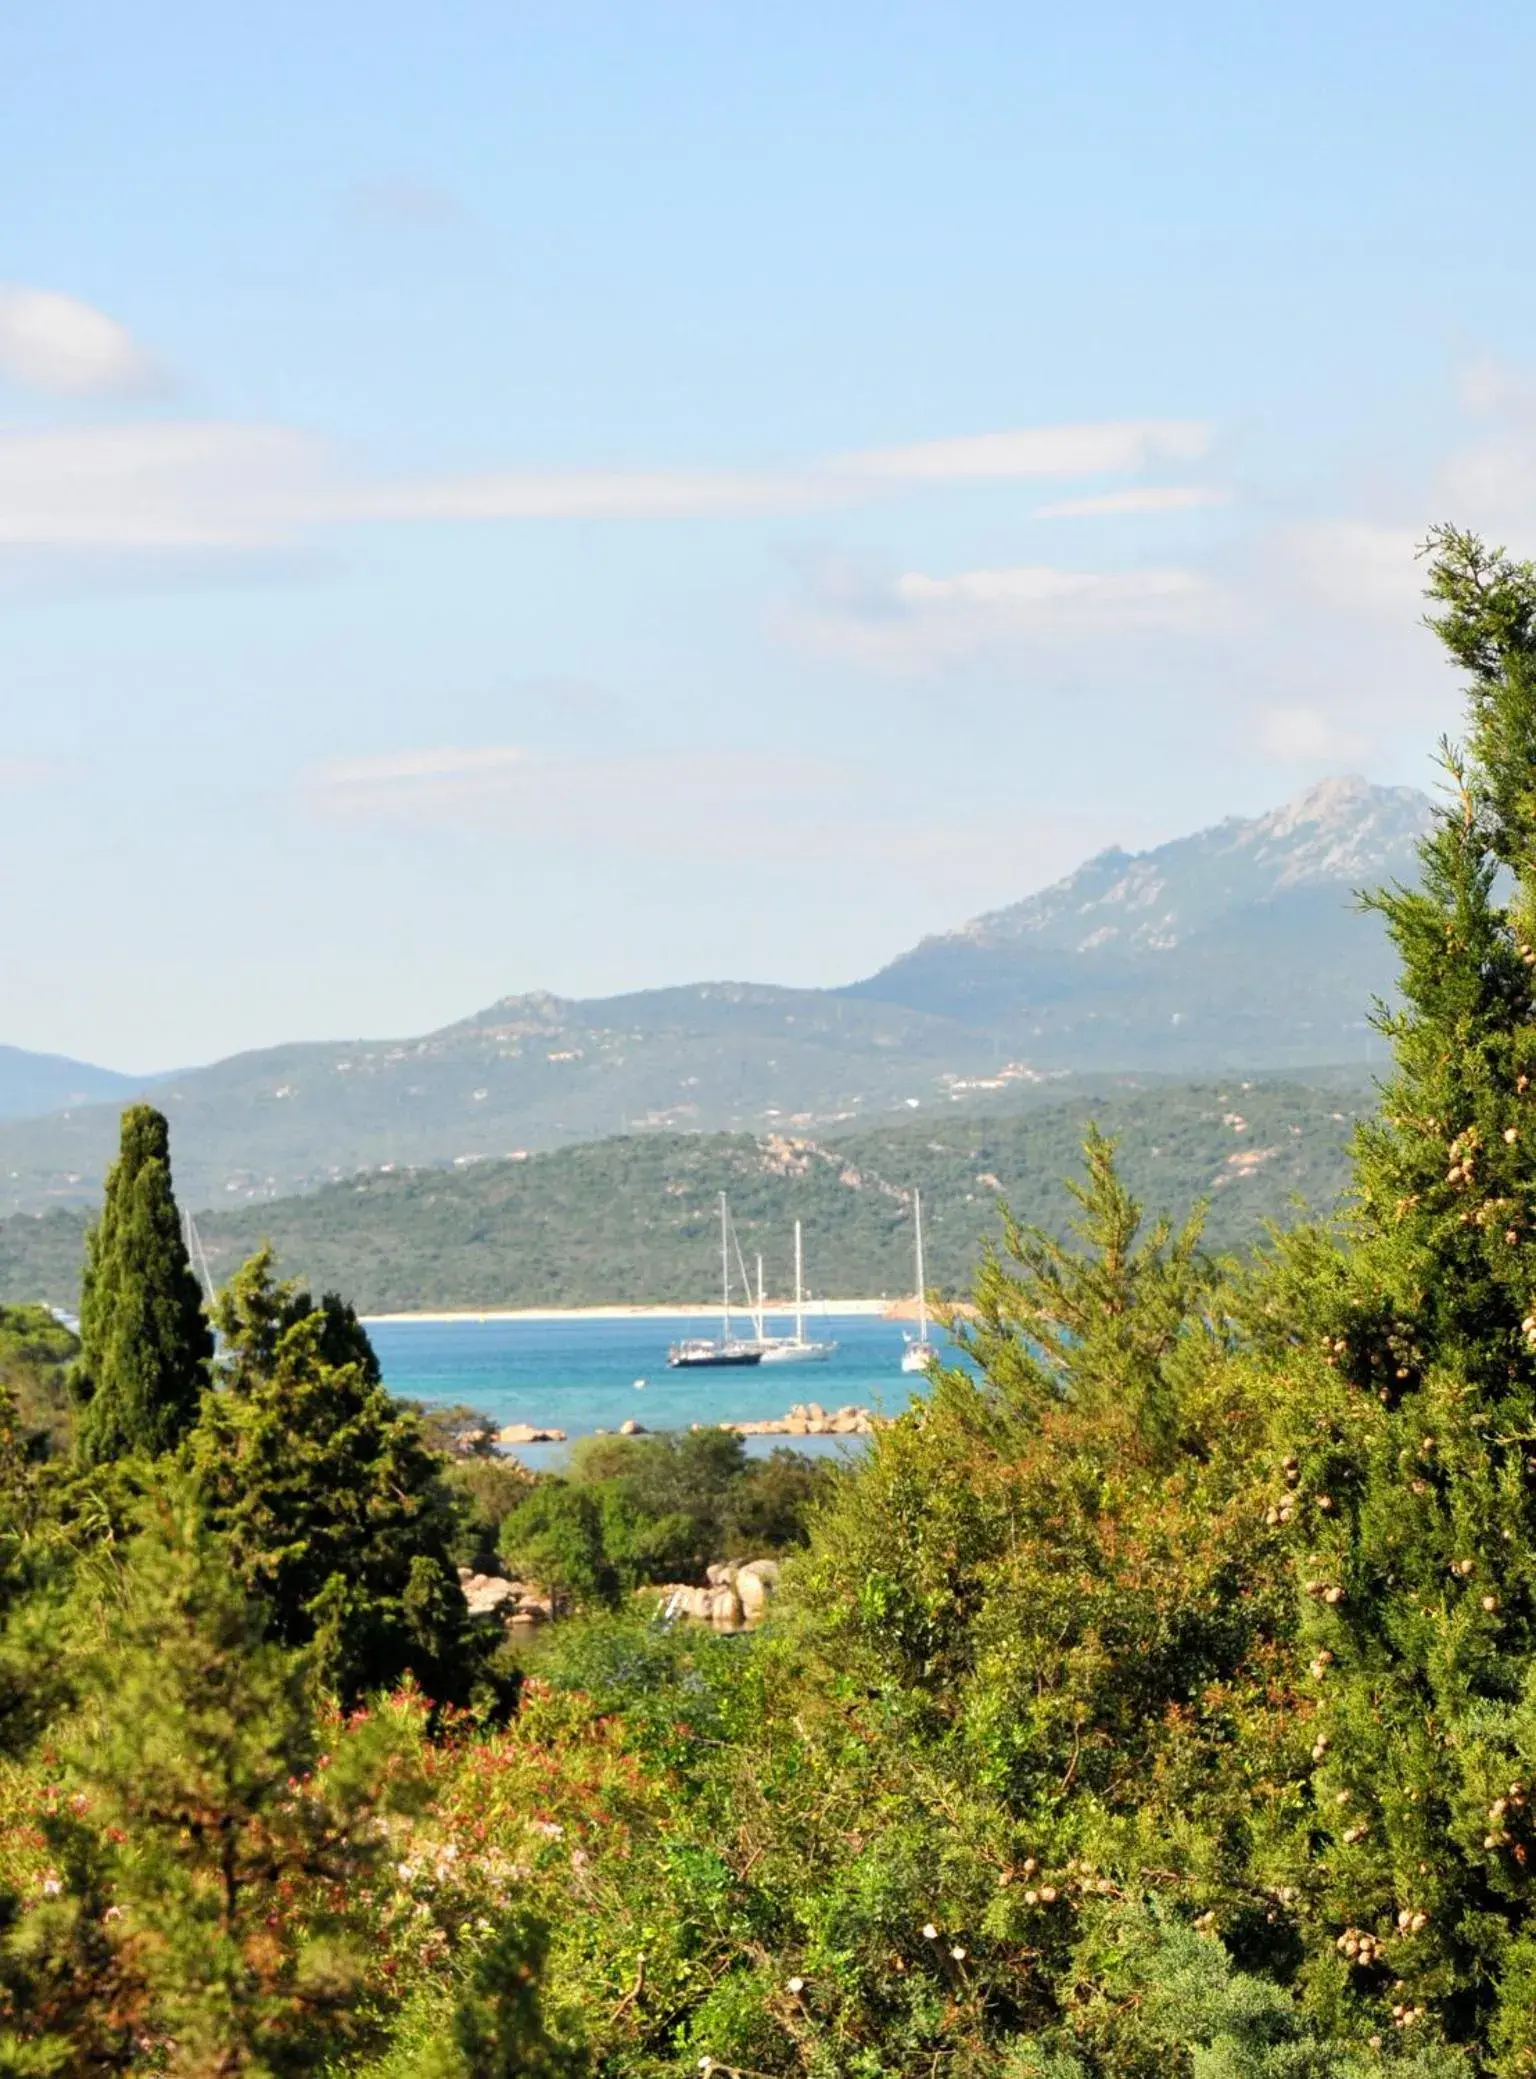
(73, 1104, 212, 1464)
(185, 1249, 479, 1709)
(1262, 529, 1536, 2067)
(61, 1487, 429, 2076)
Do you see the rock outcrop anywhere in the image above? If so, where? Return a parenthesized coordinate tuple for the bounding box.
(720, 1402, 873, 1437)
(458, 1567, 554, 1624)
(649, 1556, 783, 1628)
(497, 1422, 568, 1445)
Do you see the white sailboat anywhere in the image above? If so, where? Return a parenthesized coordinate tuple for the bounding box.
(760, 1219, 838, 1364)
(900, 1189, 934, 1374)
(668, 1193, 766, 1368)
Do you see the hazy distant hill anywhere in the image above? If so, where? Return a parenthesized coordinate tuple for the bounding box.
(0, 1080, 1368, 1315)
(0, 776, 1421, 1215)
(0, 1046, 149, 1123)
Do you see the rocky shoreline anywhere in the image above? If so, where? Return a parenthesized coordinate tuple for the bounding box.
(497, 1401, 876, 1448)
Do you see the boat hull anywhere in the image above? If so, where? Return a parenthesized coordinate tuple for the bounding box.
(760, 1340, 837, 1364)
(667, 1344, 764, 1368)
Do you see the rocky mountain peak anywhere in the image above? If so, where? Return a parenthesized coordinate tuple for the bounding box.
(891, 775, 1434, 962)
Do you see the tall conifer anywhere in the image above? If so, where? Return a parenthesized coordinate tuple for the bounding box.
(74, 1104, 212, 1463)
(1270, 530, 1536, 2065)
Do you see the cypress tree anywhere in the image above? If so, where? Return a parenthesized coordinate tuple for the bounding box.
(74, 1104, 212, 1464)
(1266, 529, 1536, 2065)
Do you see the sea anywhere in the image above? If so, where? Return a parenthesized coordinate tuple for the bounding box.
(366, 1310, 931, 1470)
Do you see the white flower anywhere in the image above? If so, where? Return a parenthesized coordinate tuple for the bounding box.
(786, 1975, 806, 1993)
(922, 1922, 939, 1940)
(950, 1945, 967, 1961)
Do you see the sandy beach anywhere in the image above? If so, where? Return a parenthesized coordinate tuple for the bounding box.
(360, 1299, 896, 1325)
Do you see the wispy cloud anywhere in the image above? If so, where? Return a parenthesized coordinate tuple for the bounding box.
(0, 422, 325, 549)
(0, 403, 1219, 562)
(794, 555, 1216, 672)
(846, 420, 1210, 481)
(0, 286, 162, 396)
(1033, 485, 1227, 518)
(300, 744, 528, 818)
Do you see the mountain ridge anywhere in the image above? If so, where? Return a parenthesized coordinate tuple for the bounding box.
(0, 775, 1429, 1214)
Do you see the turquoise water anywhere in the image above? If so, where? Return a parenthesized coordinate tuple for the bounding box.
(367, 1311, 927, 1468)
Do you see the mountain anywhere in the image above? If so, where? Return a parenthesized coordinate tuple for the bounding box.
(0, 775, 1424, 1216)
(0, 1079, 1369, 1316)
(846, 775, 1432, 1059)
(0, 1045, 149, 1122)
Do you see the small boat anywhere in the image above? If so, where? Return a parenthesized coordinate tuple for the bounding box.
(901, 1189, 934, 1374)
(668, 1193, 767, 1368)
(759, 1220, 837, 1364)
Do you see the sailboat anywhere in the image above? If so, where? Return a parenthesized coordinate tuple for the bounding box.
(900, 1189, 934, 1374)
(667, 1193, 765, 1368)
(759, 1220, 838, 1364)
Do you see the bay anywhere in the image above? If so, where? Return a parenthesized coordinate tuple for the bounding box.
(366, 1310, 929, 1468)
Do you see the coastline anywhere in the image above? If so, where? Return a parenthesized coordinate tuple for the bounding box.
(360, 1299, 897, 1325)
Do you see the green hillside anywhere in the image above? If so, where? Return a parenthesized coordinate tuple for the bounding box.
(0, 1079, 1367, 1315)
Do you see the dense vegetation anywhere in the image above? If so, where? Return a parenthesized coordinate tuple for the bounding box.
(5, 529, 1536, 2073)
(0, 1077, 1365, 1313)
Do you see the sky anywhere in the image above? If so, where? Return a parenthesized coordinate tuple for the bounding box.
(6, 1, 1536, 1070)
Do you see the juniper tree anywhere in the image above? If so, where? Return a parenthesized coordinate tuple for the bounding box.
(73, 1104, 212, 1464)
(1262, 530, 1536, 2067)
(62, 1488, 429, 2076)
(185, 1248, 479, 1709)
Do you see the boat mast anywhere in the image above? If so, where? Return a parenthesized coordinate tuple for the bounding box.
(794, 1218, 804, 1345)
(756, 1253, 766, 1341)
(914, 1190, 928, 1346)
(719, 1191, 731, 1341)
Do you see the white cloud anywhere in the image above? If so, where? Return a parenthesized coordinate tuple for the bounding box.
(1033, 485, 1227, 518)
(0, 421, 326, 548)
(847, 420, 1211, 481)
(301, 745, 529, 817)
(0, 286, 160, 396)
(796, 556, 1215, 673)
(0, 412, 1220, 563)
(348, 467, 825, 523)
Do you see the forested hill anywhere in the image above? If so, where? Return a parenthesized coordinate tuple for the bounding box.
(0, 1080, 1368, 1315)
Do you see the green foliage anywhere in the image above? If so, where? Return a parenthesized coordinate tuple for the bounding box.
(499, 1431, 828, 1612)
(73, 1104, 212, 1464)
(62, 1489, 428, 2074)
(500, 1485, 619, 1611)
(960, 1120, 1216, 1437)
(1228, 532, 1536, 2067)
(445, 1455, 536, 1573)
(1010, 1906, 1471, 2078)
(0, 1306, 77, 1460)
(391, 1913, 583, 2079)
(185, 1248, 479, 1709)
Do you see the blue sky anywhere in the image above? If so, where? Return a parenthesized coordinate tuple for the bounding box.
(5, 0, 1536, 1068)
